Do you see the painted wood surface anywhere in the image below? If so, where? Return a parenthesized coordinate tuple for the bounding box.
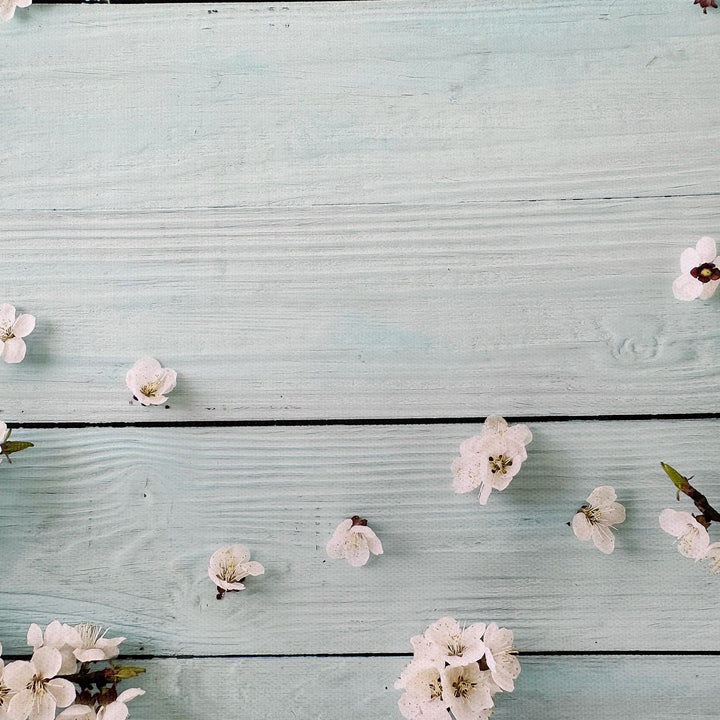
(38, 656, 716, 720)
(0, 423, 717, 655)
(3, 196, 720, 421)
(1, 1, 719, 719)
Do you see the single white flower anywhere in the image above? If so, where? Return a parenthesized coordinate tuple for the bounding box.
(125, 358, 176, 406)
(482, 622, 521, 693)
(0, 0, 31, 22)
(0, 304, 35, 364)
(395, 662, 448, 720)
(3, 646, 75, 720)
(451, 416, 532, 505)
(27, 622, 77, 676)
(326, 516, 383, 567)
(63, 623, 125, 664)
(672, 236, 720, 301)
(705, 542, 720, 575)
(440, 663, 494, 720)
(659, 508, 710, 560)
(571, 485, 626, 554)
(208, 545, 264, 597)
(415, 617, 487, 668)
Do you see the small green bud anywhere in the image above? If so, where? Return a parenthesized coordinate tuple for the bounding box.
(660, 461, 688, 500)
(112, 665, 146, 680)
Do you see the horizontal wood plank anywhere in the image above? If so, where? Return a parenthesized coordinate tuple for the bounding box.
(1, 422, 718, 654)
(0, 655, 715, 720)
(1, 1, 719, 211)
(2, 197, 719, 421)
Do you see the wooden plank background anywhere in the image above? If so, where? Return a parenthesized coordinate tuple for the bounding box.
(1, 2, 719, 719)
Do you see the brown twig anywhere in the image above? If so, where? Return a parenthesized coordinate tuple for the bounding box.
(660, 462, 720, 528)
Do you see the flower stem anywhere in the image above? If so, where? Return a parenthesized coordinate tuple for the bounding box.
(660, 462, 720, 528)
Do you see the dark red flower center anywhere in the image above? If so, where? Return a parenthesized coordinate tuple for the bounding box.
(690, 262, 720, 284)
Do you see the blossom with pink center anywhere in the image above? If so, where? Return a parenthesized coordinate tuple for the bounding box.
(672, 236, 720, 300)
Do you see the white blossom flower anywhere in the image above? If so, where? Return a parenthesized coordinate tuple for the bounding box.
(672, 236, 720, 301)
(208, 545, 264, 597)
(395, 662, 448, 720)
(705, 542, 720, 575)
(63, 623, 125, 664)
(481, 622, 521, 693)
(0, 304, 35, 364)
(326, 516, 383, 567)
(415, 617, 487, 668)
(27, 622, 77, 676)
(125, 358, 176, 406)
(440, 663, 494, 720)
(451, 416, 532, 505)
(571, 485, 626, 554)
(3, 646, 75, 720)
(0, 0, 31, 22)
(659, 508, 711, 560)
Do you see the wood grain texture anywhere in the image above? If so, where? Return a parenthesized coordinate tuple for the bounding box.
(1, 0, 719, 211)
(1, 422, 718, 655)
(2, 196, 720, 422)
(0, 655, 715, 720)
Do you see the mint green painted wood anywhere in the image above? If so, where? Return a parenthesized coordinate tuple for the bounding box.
(0, 422, 717, 655)
(1, 196, 719, 422)
(1, 1, 718, 211)
(13, 656, 717, 720)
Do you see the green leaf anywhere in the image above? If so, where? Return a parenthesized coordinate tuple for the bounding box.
(113, 665, 146, 680)
(2, 441, 34, 456)
(660, 461, 687, 492)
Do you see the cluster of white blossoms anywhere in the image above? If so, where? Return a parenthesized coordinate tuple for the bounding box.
(208, 545, 265, 599)
(326, 516, 383, 567)
(672, 236, 720, 301)
(571, 486, 626, 554)
(0, 621, 144, 720)
(452, 416, 532, 505)
(659, 509, 720, 574)
(395, 617, 519, 720)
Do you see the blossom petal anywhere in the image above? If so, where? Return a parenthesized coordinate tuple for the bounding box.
(451, 457, 482, 493)
(571, 512, 593, 541)
(26, 623, 44, 649)
(695, 236, 717, 263)
(8, 690, 38, 720)
(1, 337, 27, 363)
(326, 518, 354, 558)
(2, 660, 34, 691)
(57, 705, 97, 720)
(0, 304, 16, 325)
(242, 561, 265, 577)
(659, 508, 695, 537)
(353, 525, 383, 556)
(601, 502, 626, 526)
(586, 485, 616, 506)
(679, 247, 701, 273)
(11, 314, 35, 338)
(32, 646, 62, 679)
(698, 280, 720, 299)
(345, 539, 371, 567)
(47, 678, 76, 708)
(672, 273, 703, 301)
(591, 524, 615, 554)
(115, 688, 145, 704)
(482, 416, 508, 435)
